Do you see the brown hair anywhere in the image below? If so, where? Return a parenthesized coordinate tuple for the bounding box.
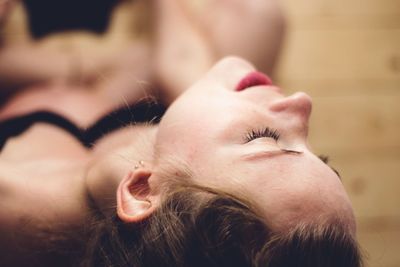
(82, 182, 363, 267)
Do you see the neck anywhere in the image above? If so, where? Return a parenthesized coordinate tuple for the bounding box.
(85, 125, 158, 217)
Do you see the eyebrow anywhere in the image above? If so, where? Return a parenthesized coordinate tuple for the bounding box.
(318, 155, 342, 180)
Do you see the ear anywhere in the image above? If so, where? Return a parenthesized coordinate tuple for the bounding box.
(117, 169, 159, 223)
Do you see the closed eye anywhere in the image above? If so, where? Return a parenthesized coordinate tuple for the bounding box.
(244, 127, 280, 143)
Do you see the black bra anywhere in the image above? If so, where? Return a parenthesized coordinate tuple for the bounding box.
(23, 0, 119, 39)
(0, 100, 166, 150)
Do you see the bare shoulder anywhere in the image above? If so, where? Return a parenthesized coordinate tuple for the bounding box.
(0, 158, 90, 225)
(0, 158, 90, 266)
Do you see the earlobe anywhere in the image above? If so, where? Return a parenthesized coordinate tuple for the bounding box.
(117, 170, 158, 223)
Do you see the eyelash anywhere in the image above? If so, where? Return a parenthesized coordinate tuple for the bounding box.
(244, 127, 281, 143)
(318, 155, 341, 178)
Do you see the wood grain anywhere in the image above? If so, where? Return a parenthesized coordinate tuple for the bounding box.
(278, 0, 400, 266)
(282, 0, 400, 16)
(276, 30, 400, 81)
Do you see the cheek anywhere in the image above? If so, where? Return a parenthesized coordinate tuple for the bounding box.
(156, 114, 213, 164)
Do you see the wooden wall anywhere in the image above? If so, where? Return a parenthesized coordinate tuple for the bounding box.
(276, 0, 400, 266)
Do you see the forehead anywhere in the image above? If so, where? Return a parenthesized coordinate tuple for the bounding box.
(190, 147, 350, 220)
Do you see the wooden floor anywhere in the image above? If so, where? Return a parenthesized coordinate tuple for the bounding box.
(276, 0, 400, 266)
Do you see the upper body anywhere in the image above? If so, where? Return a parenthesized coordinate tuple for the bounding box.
(0, 1, 288, 266)
(0, 55, 359, 265)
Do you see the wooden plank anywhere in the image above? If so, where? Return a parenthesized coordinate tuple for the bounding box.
(323, 153, 400, 218)
(275, 29, 400, 81)
(358, 216, 400, 233)
(281, 0, 400, 16)
(358, 230, 400, 267)
(276, 78, 400, 97)
(307, 94, 400, 152)
(286, 15, 400, 30)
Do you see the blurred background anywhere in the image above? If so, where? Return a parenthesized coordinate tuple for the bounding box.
(275, 0, 400, 266)
(1, 0, 399, 266)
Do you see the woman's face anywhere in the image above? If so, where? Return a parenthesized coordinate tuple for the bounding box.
(154, 57, 355, 232)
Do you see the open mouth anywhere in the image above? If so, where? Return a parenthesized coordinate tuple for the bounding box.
(235, 71, 273, 91)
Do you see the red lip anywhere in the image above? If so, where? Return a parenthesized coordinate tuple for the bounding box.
(235, 71, 273, 91)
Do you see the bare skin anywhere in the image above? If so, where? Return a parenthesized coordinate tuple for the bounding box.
(0, 1, 286, 266)
(0, 1, 152, 99)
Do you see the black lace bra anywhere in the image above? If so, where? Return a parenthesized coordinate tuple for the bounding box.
(0, 100, 166, 150)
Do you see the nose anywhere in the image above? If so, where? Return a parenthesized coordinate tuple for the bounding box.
(268, 92, 312, 122)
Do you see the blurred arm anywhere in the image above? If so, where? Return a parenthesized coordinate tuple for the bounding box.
(152, 0, 216, 104)
(180, 0, 286, 75)
(152, 0, 286, 104)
